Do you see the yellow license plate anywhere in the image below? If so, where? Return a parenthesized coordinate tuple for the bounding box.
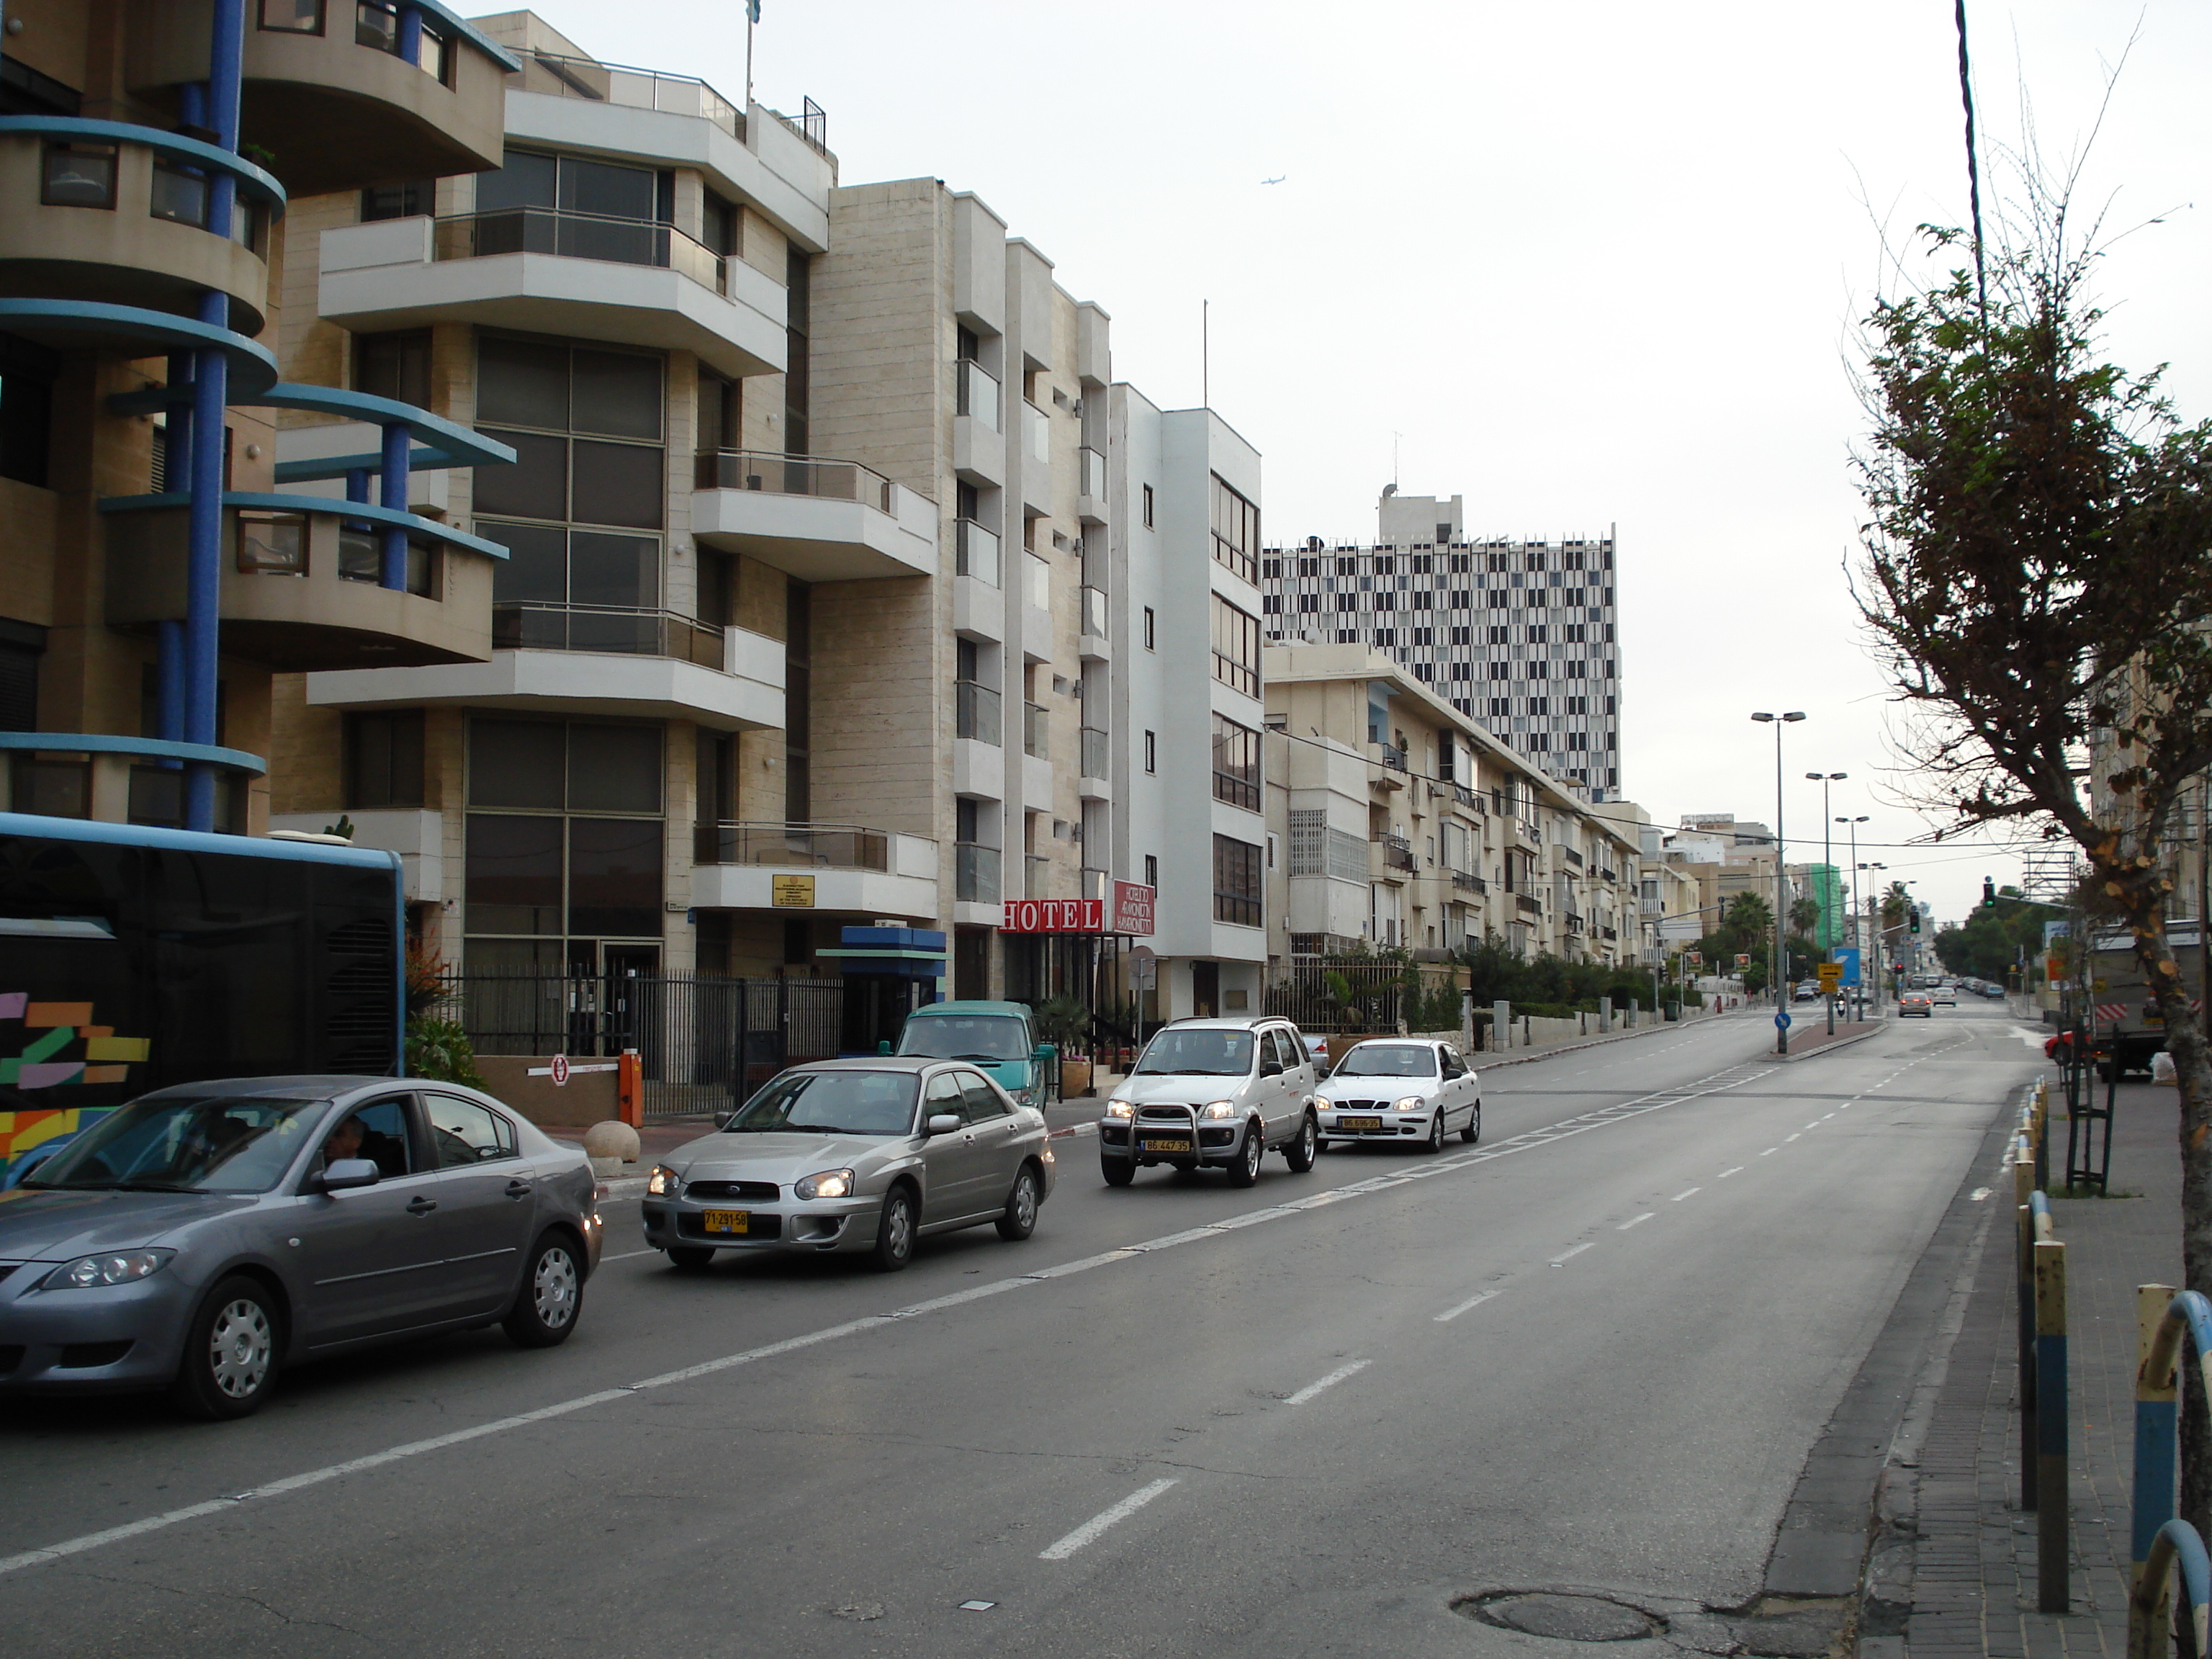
(702, 1209, 750, 1235)
(1142, 1138, 1194, 1154)
(1337, 1116, 1384, 1130)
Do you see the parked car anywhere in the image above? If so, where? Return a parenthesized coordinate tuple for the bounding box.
(1899, 993, 1934, 1017)
(641, 1058, 1055, 1273)
(891, 1000, 1050, 1109)
(1313, 1038, 1480, 1154)
(0, 1076, 602, 1419)
(1097, 1017, 1320, 1187)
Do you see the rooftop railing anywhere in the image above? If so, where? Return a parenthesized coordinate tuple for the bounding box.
(491, 601, 724, 668)
(694, 449, 893, 512)
(507, 49, 744, 140)
(433, 207, 727, 295)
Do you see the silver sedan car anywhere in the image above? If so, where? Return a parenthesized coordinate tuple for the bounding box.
(640, 1058, 1057, 1272)
(1314, 1038, 1483, 1154)
(0, 1076, 603, 1419)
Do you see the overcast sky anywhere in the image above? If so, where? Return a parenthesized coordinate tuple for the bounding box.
(503, 0, 2210, 930)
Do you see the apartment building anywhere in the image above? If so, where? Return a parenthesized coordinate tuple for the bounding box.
(0, 0, 515, 832)
(1260, 491, 1622, 802)
(1262, 644, 1638, 968)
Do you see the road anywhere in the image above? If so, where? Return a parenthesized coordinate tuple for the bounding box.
(0, 999, 2045, 1656)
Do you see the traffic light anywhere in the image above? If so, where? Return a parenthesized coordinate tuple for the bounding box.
(1910, 910, 1921, 935)
(1982, 877, 1997, 907)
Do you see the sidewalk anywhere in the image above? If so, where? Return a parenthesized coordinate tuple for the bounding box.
(1880, 1079, 2182, 1659)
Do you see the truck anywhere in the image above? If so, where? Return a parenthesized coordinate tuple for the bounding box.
(2058, 923, 2207, 1079)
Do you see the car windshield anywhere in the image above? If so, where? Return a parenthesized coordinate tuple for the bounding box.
(24, 1094, 329, 1194)
(1333, 1043, 1439, 1078)
(894, 1016, 1030, 1062)
(1133, 1029, 1255, 1077)
(724, 1070, 920, 1136)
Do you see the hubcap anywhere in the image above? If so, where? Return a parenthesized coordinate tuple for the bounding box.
(534, 1246, 578, 1328)
(1015, 1175, 1038, 1228)
(1245, 1133, 1261, 1175)
(888, 1195, 913, 1256)
(207, 1298, 272, 1399)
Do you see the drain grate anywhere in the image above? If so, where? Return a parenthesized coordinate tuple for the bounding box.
(1459, 1593, 1663, 1642)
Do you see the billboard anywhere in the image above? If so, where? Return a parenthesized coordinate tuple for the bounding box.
(1112, 881, 1156, 936)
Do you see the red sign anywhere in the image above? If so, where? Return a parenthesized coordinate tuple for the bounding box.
(1112, 881, 1156, 936)
(549, 1053, 570, 1087)
(1002, 899, 1105, 934)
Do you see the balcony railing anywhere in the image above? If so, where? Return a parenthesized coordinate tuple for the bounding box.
(956, 679, 1001, 745)
(1516, 892, 1542, 916)
(1452, 870, 1485, 894)
(1079, 445, 1107, 499)
(1597, 866, 1617, 884)
(1023, 701, 1050, 760)
(1601, 925, 1619, 940)
(1081, 725, 1109, 778)
(1378, 744, 1407, 771)
(1022, 400, 1050, 464)
(506, 49, 745, 140)
(693, 822, 889, 870)
(1082, 866, 1110, 902)
(433, 208, 727, 295)
(1566, 912, 1586, 933)
(955, 519, 999, 587)
(1562, 847, 1584, 868)
(694, 450, 893, 511)
(1081, 584, 1109, 640)
(955, 842, 999, 904)
(1380, 833, 1415, 873)
(492, 602, 724, 667)
(1452, 783, 1479, 809)
(956, 359, 1000, 432)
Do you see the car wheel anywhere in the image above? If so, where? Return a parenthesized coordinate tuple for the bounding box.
(1423, 1112, 1446, 1154)
(1461, 1102, 1482, 1144)
(1284, 1112, 1318, 1174)
(997, 1164, 1042, 1241)
(1226, 1123, 1263, 1188)
(872, 1184, 917, 1272)
(170, 1275, 281, 1421)
(1101, 1153, 1136, 1187)
(504, 1232, 583, 1347)
(665, 1246, 716, 1271)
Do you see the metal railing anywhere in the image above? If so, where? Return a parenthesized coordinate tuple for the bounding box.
(434, 207, 727, 295)
(1516, 892, 1542, 916)
(1380, 833, 1414, 873)
(956, 680, 1001, 745)
(492, 601, 724, 667)
(1563, 847, 1584, 868)
(1452, 783, 1480, 809)
(956, 519, 999, 586)
(1023, 701, 1050, 760)
(1453, 871, 1485, 894)
(506, 49, 744, 140)
(1081, 584, 1109, 639)
(692, 822, 892, 870)
(694, 449, 893, 511)
(955, 842, 999, 904)
(1262, 961, 1460, 1035)
(956, 359, 1000, 431)
(1081, 726, 1109, 779)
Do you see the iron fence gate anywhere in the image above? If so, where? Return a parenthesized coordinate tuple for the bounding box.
(436, 971, 848, 1123)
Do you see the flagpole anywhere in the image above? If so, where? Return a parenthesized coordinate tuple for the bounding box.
(745, 10, 754, 111)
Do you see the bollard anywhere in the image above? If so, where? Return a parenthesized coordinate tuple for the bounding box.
(2036, 1236, 2069, 1611)
(2018, 1151, 2038, 1509)
(1493, 1001, 1511, 1051)
(2134, 1283, 2181, 1659)
(617, 1048, 642, 1128)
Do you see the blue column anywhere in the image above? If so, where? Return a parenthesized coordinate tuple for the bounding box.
(397, 5, 423, 66)
(183, 297, 230, 832)
(379, 421, 412, 590)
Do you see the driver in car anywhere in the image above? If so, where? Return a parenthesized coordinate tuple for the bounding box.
(318, 1114, 367, 1172)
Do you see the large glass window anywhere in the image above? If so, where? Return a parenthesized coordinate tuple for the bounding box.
(355, 330, 431, 408)
(346, 710, 425, 809)
(1211, 714, 1261, 811)
(1210, 474, 1259, 585)
(1210, 594, 1259, 699)
(1213, 835, 1262, 927)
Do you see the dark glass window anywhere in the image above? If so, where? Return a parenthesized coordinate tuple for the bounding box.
(360, 179, 432, 221)
(41, 142, 115, 208)
(560, 156, 655, 220)
(567, 818, 662, 935)
(1210, 474, 1259, 585)
(1210, 714, 1261, 811)
(475, 150, 559, 213)
(571, 349, 662, 439)
(464, 813, 563, 933)
(354, 329, 432, 408)
(567, 725, 660, 813)
(566, 531, 657, 608)
(346, 710, 425, 808)
(487, 522, 567, 603)
(1213, 835, 1262, 927)
(469, 719, 565, 809)
(477, 336, 570, 428)
(703, 192, 739, 257)
(472, 429, 567, 521)
(570, 439, 663, 527)
(0, 333, 58, 487)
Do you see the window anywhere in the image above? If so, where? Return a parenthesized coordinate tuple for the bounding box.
(361, 179, 432, 221)
(235, 511, 306, 574)
(1335, 593, 1357, 611)
(1262, 595, 1281, 615)
(1527, 624, 1547, 644)
(41, 142, 115, 208)
(346, 711, 425, 809)
(149, 158, 210, 228)
(1210, 594, 1259, 698)
(259, 0, 324, 31)
(424, 1095, 516, 1166)
(1141, 484, 1154, 529)
(1211, 714, 1260, 811)
(1210, 475, 1259, 584)
(1142, 606, 1156, 650)
(355, 330, 431, 408)
(1144, 854, 1158, 889)
(1143, 730, 1156, 774)
(0, 333, 57, 487)
(1213, 835, 1262, 927)
(1296, 593, 1318, 613)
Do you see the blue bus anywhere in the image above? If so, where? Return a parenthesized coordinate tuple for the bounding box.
(0, 814, 403, 1177)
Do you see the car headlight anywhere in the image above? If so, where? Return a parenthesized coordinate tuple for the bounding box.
(1105, 1100, 1136, 1120)
(646, 1165, 682, 1198)
(1395, 1096, 1427, 1112)
(41, 1248, 176, 1290)
(1200, 1101, 1237, 1120)
(795, 1168, 855, 1201)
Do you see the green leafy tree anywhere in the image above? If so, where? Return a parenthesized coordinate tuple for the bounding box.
(1723, 892, 1773, 936)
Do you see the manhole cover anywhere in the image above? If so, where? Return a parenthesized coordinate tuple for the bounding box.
(1460, 1593, 1662, 1642)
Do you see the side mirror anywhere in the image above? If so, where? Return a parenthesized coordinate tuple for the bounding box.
(317, 1158, 382, 1192)
(926, 1112, 963, 1136)
(1033, 1043, 1056, 1065)
(1260, 1058, 1283, 1077)
(712, 1109, 735, 1130)
(1313, 1064, 1331, 1080)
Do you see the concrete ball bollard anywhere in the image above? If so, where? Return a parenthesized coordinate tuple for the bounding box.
(582, 1120, 641, 1176)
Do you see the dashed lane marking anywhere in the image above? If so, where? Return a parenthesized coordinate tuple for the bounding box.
(1434, 1290, 1501, 1323)
(1282, 1359, 1372, 1406)
(1038, 1479, 1181, 1560)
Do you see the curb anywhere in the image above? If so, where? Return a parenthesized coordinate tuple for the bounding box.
(1766, 1022, 1889, 1065)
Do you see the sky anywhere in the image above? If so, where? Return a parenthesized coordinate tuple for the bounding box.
(502, 0, 2212, 930)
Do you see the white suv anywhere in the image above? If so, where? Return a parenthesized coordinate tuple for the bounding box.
(1097, 1017, 1321, 1187)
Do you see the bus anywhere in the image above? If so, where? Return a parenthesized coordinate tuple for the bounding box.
(0, 813, 404, 1177)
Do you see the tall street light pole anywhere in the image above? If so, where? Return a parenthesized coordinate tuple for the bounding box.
(1807, 771, 1846, 1034)
(1752, 711, 1807, 1056)
(1840, 815, 1869, 1013)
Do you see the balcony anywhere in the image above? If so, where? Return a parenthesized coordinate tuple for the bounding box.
(692, 450, 936, 582)
(508, 49, 742, 138)
(0, 118, 283, 335)
(1025, 853, 1053, 894)
(1367, 742, 1408, 791)
(1080, 726, 1110, 782)
(125, 0, 511, 198)
(1515, 892, 1542, 917)
(1020, 401, 1051, 510)
(1023, 701, 1050, 761)
(1079, 585, 1110, 660)
(956, 360, 1001, 432)
(1380, 833, 1415, 874)
(955, 842, 1000, 905)
(318, 207, 786, 381)
(1601, 925, 1619, 941)
(955, 519, 1001, 588)
(1596, 866, 1618, 884)
(1452, 783, 1480, 810)
(305, 608, 783, 732)
(1078, 445, 1107, 523)
(1562, 847, 1584, 868)
(1452, 871, 1486, 894)
(956, 680, 1001, 745)
(691, 822, 938, 921)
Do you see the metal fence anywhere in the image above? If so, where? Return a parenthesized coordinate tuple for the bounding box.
(433, 971, 848, 1123)
(1262, 963, 1460, 1035)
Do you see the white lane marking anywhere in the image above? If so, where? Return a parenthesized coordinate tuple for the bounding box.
(1551, 1242, 1596, 1264)
(1820, 1113, 1835, 1121)
(1806, 1122, 1822, 1130)
(1434, 1290, 1501, 1323)
(1671, 1187, 1701, 1202)
(1717, 1166, 1745, 1179)
(1616, 1213, 1655, 1231)
(1784, 1133, 1802, 1143)
(1969, 1187, 1993, 1202)
(602, 1248, 660, 1262)
(1761, 1148, 1779, 1156)
(1038, 1478, 1181, 1560)
(1283, 1359, 1371, 1406)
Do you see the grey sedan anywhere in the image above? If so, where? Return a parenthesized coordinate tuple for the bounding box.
(641, 1058, 1057, 1272)
(0, 1076, 603, 1419)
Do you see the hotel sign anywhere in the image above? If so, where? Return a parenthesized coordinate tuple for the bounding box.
(1112, 881, 1155, 936)
(1002, 899, 1104, 934)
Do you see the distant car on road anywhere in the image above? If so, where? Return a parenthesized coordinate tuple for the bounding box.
(1313, 1038, 1480, 1154)
(1099, 1018, 1320, 1187)
(0, 1076, 602, 1419)
(1932, 986, 1957, 1005)
(642, 1058, 1055, 1273)
(1793, 981, 1820, 1002)
(1899, 993, 1934, 1017)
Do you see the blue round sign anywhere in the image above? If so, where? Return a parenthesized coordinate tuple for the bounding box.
(1775, 1011, 1793, 1029)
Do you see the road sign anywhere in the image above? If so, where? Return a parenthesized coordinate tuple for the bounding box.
(1735, 953, 1753, 968)
(1833, 947, 1861, 987)
(1684, 950, 1702, 966)
(1774, 1012, 1792, 1029)
(549, 1053, 569, 1087)
(1817, 963, 1842, 992)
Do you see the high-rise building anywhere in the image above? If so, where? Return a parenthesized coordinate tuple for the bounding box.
(1262, 491, 1621, 801)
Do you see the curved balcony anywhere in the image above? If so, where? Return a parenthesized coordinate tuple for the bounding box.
(97, 492, 506, 670)
(689, 823, 940, 922)
(0, 734, 265, 830)
(693, 450, 938, 582)
(123, 0, 511, 198)
(0, 117, 284, 334)
(0, 299, 279, 397)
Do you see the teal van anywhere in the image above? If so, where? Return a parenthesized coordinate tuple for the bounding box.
(890, 1000, 1050, 1107)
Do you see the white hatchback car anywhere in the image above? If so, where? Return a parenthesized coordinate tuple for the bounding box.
(1315, 1038, 1481, 1154)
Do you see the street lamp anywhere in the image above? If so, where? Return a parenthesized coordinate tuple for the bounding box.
(1805, 772, 1846, 1033)
(1840, 816, 1869, 1012)
(1752, 711, 1806, 1055)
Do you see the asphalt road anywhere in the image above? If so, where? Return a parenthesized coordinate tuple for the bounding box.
(0, 999, 2046, 1657)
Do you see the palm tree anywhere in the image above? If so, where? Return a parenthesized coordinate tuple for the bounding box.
(1879, 881, 1912, 929)
(1724, 891, 1773, 935)
(1789, 896, 1822, 940)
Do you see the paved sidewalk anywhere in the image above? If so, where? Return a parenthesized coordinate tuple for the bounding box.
(1879, 1079, 2182, 1659)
